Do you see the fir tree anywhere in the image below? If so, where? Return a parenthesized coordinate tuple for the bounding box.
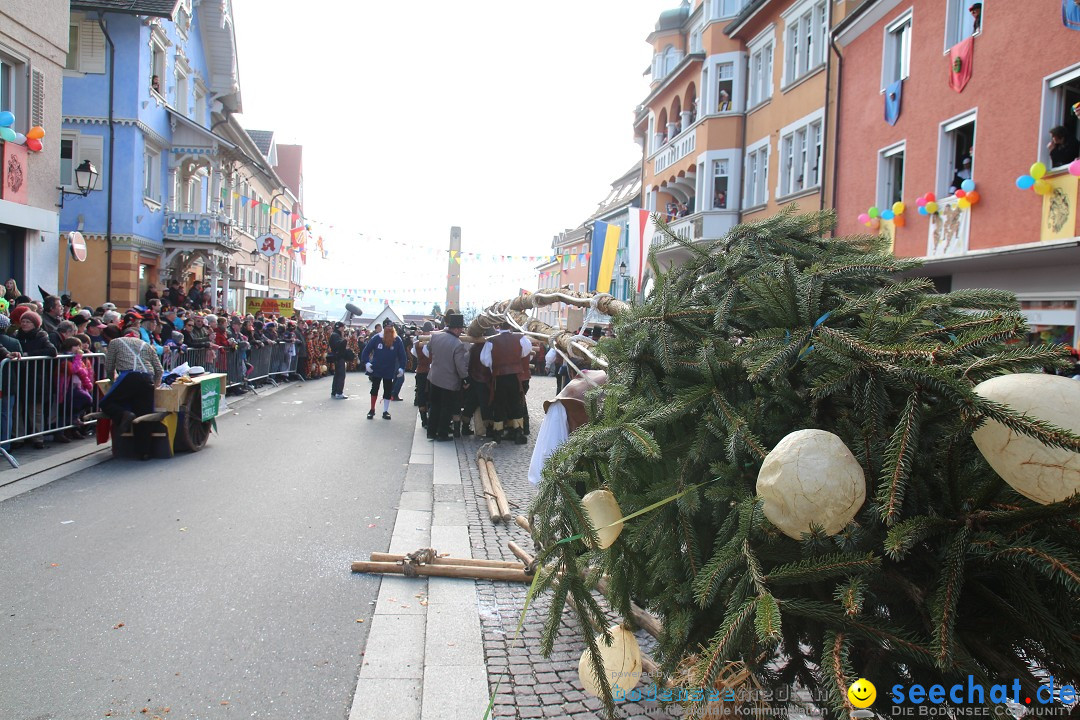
(528, 209, 1080, 718)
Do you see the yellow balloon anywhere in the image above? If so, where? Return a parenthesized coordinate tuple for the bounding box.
(957, 198, 971, 210)
(892, 202, 905, 215)
(926, 202, 939, 214)
(1034, 179, 1051, 195)
(1031, 162, 1047, 180)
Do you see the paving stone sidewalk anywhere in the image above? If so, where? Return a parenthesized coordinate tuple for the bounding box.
(455, 375, 680, 720)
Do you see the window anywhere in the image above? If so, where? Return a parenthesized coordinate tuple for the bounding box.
(939, 113, 975, 195)
(150, 31, 166, 96)
(579, 283, 585, 294)
(945, 0, 981, 49)
(712, 160, 730, 209)
(716, 62, 734, 112)
(878, 143, 906, 209)
(663, 46, 680, 76)
(744, 140, 770, 208)
(783, 0, 826, 87)
(58, 131, 103, 190)
(1042, 65, 1080, 169)
(690, 28, 703, 54)
(779, 117, 822, 197)
(175, 65, 188, 115)
(144, 146, 161, 202)
(562, 252, 569, 270)
(748, 35, 774, 108)
(0, 58, 13, 116)
(65, 21, 106, 74)
(712, 0, 747, 19)
(570, 250, 577, 269)
(882, 11, 912, 88)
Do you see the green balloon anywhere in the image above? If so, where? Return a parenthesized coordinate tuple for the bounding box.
(868, 207, 879, 218)
(0, 127, 15, 142)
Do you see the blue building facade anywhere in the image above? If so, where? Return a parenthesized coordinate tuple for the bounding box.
(61, 0, 241, 307)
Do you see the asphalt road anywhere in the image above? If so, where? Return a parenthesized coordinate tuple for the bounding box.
(0, 373, 416, 720)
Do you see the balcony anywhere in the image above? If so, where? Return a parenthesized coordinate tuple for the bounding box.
(652, 210, 740, 249)
(654, 129, 696, 175)
(164, 211, 241, 252)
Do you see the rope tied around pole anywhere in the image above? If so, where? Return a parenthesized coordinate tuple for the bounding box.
(401, 547, 439, 577)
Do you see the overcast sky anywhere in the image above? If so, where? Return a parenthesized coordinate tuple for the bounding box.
(233, 0, 673, 316)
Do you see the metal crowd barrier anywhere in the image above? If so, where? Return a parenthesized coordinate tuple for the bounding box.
(162, 346, 226, 374)
(0, 352, 106, 469)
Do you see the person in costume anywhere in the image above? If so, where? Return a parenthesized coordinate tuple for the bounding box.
(425, 313, 468, 441)
(412, 321, 435, 427)
(480, 321, 532, 444)
(528, 369, 607, 485)
(101, 314, 164, 458)
(362, 321, 406, 420)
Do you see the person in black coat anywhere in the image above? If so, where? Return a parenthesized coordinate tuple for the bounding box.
(328, 322, 350, 399)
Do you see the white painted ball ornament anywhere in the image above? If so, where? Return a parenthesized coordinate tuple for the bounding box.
(756, 429, 866, 539)
(582, 489, 624, 549)
(972, 373, 1080, 505)
(577, 624, 642, 698)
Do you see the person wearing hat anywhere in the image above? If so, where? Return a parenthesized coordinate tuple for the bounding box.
(14, 311, 57, 449)
(361, 321, 407, 419)
(460, 332, 494, 437)
(412, 321, 436, 427)
(481, 320, 533, 444)
(425, 313, 468, 440)
(528, 370, 608, 485)
(86, 317, 108, 353)
(328, 321, 350, 399)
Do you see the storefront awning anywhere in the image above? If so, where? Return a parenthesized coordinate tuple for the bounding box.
(902, 239, 1080, 275)
(167, 108, 236, 157)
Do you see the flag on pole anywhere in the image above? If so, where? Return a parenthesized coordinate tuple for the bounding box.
(589, 220, 621, 293)
(627, 207, 655, 294)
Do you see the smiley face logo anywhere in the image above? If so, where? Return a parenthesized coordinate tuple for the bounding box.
(848, 678, 877, 708)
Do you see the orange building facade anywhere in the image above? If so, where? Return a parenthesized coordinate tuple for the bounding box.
(833, 1, 1080, 347)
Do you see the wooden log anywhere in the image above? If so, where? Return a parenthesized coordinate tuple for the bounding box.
(515, 515, 532, 533)
(350, 560, 530, 583)
(369, 552, 523, 570)
(477, 457, 502, 523)
(485, 459, 512, 522)
(596, 576, 663, 639)
(642, 654, 659, 678)
(507, 541, 534, 568)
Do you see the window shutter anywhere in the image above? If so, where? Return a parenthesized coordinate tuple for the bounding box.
(80, 134, 105, 190)
(79, 22, 106, 74)
(30, 68, 44, 128)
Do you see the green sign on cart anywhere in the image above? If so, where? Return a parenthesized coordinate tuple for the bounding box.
(201, 382, 220, 422)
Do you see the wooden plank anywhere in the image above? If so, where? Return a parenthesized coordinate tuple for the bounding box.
(350, 560, 530, 583)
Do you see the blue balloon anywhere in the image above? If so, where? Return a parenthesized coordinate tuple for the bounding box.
(1016, 175, 1035, 190)
(960, 179, 976, 193)
(918, 206, 929, 215)
(881, 210, 895, 220)
(0, 110, 14, 127)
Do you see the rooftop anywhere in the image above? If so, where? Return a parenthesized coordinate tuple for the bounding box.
(246, 129, 274, 157)
(70, 0, 181, 18)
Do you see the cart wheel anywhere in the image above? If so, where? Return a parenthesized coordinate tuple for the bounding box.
(175, 392, 212, 452)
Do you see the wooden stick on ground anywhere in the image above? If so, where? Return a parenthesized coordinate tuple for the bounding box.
(478, 443, 511, 523)
(350, 560, 530, 583)
(485, 459, 512, 522)
(507, 541, 534, 569)
(369, 552, 524, 570)
(476, 449, 502, 523)
(515, 515, 532, 533)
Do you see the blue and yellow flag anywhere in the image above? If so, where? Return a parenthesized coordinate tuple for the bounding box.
(589, 220, 621, 293)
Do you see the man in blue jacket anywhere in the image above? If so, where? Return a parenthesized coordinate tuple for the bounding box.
(362, 322, 407, 420)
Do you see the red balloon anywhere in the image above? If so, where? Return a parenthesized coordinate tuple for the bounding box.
(924, 193, 936, 202)
(25, 138, 42, 152)
(954, 189, 966, 199)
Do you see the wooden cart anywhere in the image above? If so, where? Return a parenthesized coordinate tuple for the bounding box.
(95, 373, 226, 458)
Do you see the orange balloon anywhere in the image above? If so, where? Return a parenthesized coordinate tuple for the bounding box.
(894, 214, 906, 228)
(967, 190, 980, 205)
(26, 126, 44, 140)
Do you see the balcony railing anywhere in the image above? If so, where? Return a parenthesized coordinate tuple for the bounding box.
(164, 211, 241, 251)
(654, 129, 696, 175)
(652, 210, 740, 248)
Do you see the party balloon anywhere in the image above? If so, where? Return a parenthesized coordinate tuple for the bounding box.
(924, 193, 936, 203)
(869, 218, 881, 230)
(1069, 159, 1080, 177)
(918, 206, 928, 216)
(894, 214, 906, 228)
(961, 179, 976, 193)
(955, 189, 967, 199)
(957, 198, 971, 210)
(892, 202, 905, 215)
(25, 138, 42, 152)
(0, 127, 15, 142)
(864, 221, 873, 228)
(868, 207, 879, 218)
(926, 202, 939, 214)
(881, 210, 895, 221)
(26, 126, 44, 140)
(967, 191, 980, 205)
(857, 213, 870, 224)
(13, 132, 25, 145)
(1016, 175, 1035, 190)
(1030, 162, 1047, 180)
(1034, 180, 1051, 195)
(916, 197, 927, 207)
(0, 111, 13, 127)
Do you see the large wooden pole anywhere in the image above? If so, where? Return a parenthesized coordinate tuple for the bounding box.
(447, 226, 461, 311)
(351, 560, 530, 583)
(369, 552, 524, 570)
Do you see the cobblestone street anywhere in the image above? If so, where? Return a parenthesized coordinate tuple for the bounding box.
(454, 375, 678, 720)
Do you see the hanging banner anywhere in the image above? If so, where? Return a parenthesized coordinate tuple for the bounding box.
(245, 297, 295, 316)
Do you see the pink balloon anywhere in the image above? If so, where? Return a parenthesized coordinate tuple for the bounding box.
(857, 213, 870, 224)
(1070, 159, 1080, 177)
(916, 197, 927, 207)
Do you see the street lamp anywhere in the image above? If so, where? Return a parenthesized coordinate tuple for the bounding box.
(57, 160, 98, 209)
(619, 261, 627, 277)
